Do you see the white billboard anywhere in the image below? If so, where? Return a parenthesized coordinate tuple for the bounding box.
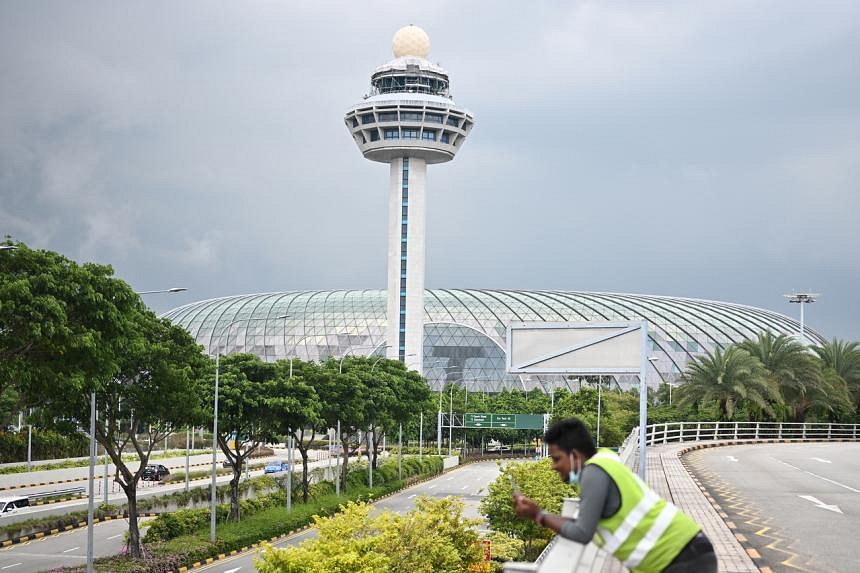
(506, 321, 645, 374)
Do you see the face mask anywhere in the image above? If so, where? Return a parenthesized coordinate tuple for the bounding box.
(568, 452, 580, 485)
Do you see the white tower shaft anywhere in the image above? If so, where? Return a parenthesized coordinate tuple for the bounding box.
(386, 157, 426, 372)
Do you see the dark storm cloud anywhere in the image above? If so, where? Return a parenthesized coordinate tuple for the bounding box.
(1, 1, 858, 338)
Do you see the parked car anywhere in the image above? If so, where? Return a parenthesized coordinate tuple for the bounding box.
(0, 496, 30, 518)
(264, 460, 289, 474)
(142, 464, 170, 481)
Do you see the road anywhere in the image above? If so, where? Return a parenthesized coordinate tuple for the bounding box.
(685, 442, 860, 573)
(0, 516, 156, 572)
(0, 453, 380, 572)
(0, 448, 334, 526)
(189, 460, 502, 573)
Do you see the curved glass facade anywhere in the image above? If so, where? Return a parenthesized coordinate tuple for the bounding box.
(162, 289, 820, 392)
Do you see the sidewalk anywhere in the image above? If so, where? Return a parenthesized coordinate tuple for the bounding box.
(601, 442, 758, 573)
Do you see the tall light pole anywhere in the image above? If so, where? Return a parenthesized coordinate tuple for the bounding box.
(209, 315, 286, 543)
(0, 245, 18, 251)
(784, 292, 819, 345)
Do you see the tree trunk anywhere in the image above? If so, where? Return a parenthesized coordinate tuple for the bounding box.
(301, 452, 309, 503)
(229, 467, 241, 522)
(122, 482, 143, 558)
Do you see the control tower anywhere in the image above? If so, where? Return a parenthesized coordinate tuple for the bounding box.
(345, 26, 474, 372)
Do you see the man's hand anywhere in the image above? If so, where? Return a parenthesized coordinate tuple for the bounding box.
(513, 493, 540, 520)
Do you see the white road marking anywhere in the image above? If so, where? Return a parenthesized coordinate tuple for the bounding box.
(798, 494, 843, 514)
(408, 494, 416, 499)
(726, 456, 739, 462)
(811, 457, 832, 464)
(428, 484, 436, 489)
(62, 546, 80, 553)
(107, 534, 122, 540)
(224, 568, 242, 573)
(461, 485, 468, 490)
(774, 458, 860, 493)
(447, 477, 454, 481)
(1, 564, 22, 570)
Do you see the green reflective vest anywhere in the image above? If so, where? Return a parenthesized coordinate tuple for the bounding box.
(586, 449, 699, 573)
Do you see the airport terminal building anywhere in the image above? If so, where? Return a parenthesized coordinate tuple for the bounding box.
(162, 289, 820, 392)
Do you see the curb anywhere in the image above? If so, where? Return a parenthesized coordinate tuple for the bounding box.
(0, 511, 160, 549)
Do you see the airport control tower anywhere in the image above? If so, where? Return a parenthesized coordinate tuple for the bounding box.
(345, 26, 474, 372)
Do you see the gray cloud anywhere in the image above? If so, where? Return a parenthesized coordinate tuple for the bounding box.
(1, 1, 858, 339)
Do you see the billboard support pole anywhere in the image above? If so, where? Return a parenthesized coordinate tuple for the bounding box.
(638, 320, 648, 480)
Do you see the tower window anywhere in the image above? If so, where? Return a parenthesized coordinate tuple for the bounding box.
(425, 113, 443, 123)
(384, 129, 399, 140)
(403, 129, 419, 140)
(369, 130, 380, 142)
(361, 113, 375, 124)
(378, 112, 398, 122)
(351, 117, 359, 127)
(440, 133, 450, 144)
(421, 131, 437, 141)
(401, 111, 422, 121)
(446, 116, 460, 127)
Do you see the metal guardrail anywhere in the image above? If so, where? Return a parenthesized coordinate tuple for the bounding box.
(28, 486, 86, 501)
(646, 421, 860, 445)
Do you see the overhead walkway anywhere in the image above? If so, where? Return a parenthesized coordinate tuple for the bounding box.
(504, 421, 860, 573)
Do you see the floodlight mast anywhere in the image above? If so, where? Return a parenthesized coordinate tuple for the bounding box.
(345, 25, 474, 376)
(784, 292, 819, 344)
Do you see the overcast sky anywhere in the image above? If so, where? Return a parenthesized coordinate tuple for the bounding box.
(1, 1, 858, 340)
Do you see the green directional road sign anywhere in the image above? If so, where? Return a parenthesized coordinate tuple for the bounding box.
(464, 413, 491, 428)
(463, 413, 546, 430)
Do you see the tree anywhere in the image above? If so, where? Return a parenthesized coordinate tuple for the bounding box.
(310, 359, 367, 490)
(270, 359, 323, 503)
(813, 339, 860, 411)
(0, 244, 132, 412)
(208, 353, 280, 521)
(738, 332, 822, 420)
(3, 244, 209, 557)
(675, 346, 781, 421)
(479, 459, 575, 559)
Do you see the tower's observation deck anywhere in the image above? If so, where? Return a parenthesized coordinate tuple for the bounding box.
(344, 30, 474, 164)
(345, 26, 473, 371)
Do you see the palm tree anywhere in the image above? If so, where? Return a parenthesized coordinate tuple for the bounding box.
(676, 346, 781, 421)
(812, 339, 860, 411)
(737, 332, 822, 421)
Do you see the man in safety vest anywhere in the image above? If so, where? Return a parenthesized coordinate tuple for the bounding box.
(513, 418, 717, 572)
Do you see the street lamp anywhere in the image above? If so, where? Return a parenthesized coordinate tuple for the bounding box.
(209, 315, 286, 543)
(784, 292, 819, 345)
(135, 287, 187, 294)
(0, 245, 17, 251)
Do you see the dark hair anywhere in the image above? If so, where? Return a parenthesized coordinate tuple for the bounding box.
(544, 418, 596, 457)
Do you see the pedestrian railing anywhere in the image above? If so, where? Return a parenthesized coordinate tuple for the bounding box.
(646, 421, 860, 446)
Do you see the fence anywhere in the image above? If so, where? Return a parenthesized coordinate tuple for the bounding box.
(645, 421, 860, 445)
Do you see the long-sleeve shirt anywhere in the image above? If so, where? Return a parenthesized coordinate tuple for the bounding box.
(558, 463, 621, 543)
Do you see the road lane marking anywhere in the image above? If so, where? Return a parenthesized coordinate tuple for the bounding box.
(461, 485, 468, 490)
(1, 564, 22, 570)
(726, 456, 739, 462)
(62, 546, 80, 553)
(224, 568, 242, 573)
(408, 494, 416, 499)
(811, 457, 832, 464)
(773, 458, 860, 493)
(107, 534, 122, 540)
(428, 484, 436, 489)
(797, 495, 842, 514)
